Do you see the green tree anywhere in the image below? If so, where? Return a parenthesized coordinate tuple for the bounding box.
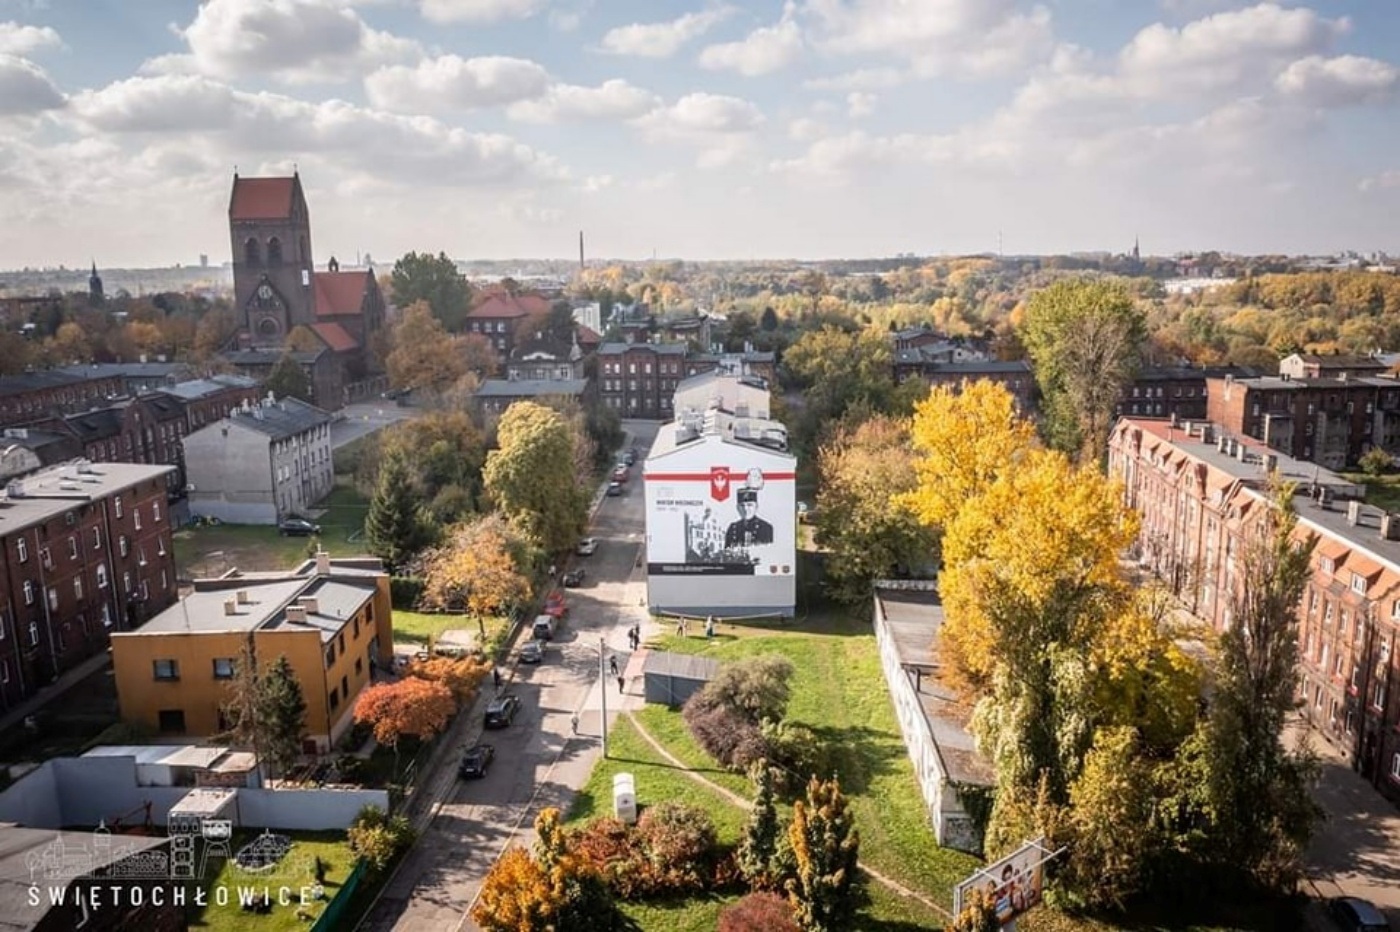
(760, 306, 779, 332)
(364, 452, 432, 573)
(738, 762, 784, 889)
(390, 251, 471, 330)
(264, 352, 313, 404)
(1062, 726, 1157, 908)
(258, 655, 308, 779)
(482, 402, 588, 554)
(1020, 278, 1146, 461)
(785, 776, 860, 932)
(1360, 446, 1392, 478)
(814, 415, 939, 602)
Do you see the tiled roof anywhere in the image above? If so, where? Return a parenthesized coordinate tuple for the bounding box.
(139, 392, 186, 421)
(0, 370, 94, 399)
(64, 406, 124, 441)
(58, 362, 189, 380)
(575, 323, 602, 344)
(229, 175, 296, 220)
(313, 270, 369, 318)
(467, 292, 552, 320)
(311, 322, 358, 353)
(225, 396, 332, 440)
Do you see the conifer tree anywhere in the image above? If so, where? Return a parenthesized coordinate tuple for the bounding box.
(738, 762, 783, 889)
(786, 776, 860, 932)
(365, 453, 429, 574)
(258, 655, 307, 780)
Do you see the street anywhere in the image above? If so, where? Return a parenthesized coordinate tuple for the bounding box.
(361, 422, 660, 932)
(331, 402, 418, 450)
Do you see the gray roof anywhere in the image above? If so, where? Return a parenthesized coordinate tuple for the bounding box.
(0, 826, 169, 928)
(1211, 374, 1398, 391)
(58, 362, 189, 380)
(647, 419, 797, 462)
(0, 462, 176, 531)
(597, 342, 689, 356)
(128, 576, 376, 643)
(1134, 365, 1263, 381)
(224, 349, 324, 365)
(0, 370, 90, 399)
(164, 374, 258, 400)
(641, 650, 721, 682)
(474, 379, 587, 399)
(224, 397, 332, 440)
(895, 357, 1031, 374)
(874, 584, 995, 787)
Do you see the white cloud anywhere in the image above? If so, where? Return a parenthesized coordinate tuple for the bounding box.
(419, 0, 544, 22)
(1359, 170, 1400, 193)
(787, 116, 827, 141)
(806, 0, 1054, 78)
(506, 79, 658, 123)
(698, 3, 802, 77)
(803, 67, 903, 92)
(173, 0, 419, 84)
(71, 74, 237, 131)
(581, 174, 613, 192)
(634, 92, 763, 169)
(1276, 55, 1398, 108)
(599, 7, 732, 59)
(0, 21, 59, 55)
(365, 55, 550, 112)
(846, 91, 875, 118)
(0, 52, 62, 114)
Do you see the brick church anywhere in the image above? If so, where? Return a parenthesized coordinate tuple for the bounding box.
(225, 171, 385, 408)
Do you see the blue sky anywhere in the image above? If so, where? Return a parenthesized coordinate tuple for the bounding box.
(1, 0, 1399, 268)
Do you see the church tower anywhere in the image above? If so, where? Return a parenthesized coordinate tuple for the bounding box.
(228, 171, 315, 345)
(88, 261, 103, 305)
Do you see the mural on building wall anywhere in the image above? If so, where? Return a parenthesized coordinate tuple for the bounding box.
(648, 465, 794, 576)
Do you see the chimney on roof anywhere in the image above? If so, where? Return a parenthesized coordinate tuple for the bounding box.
(236, 590, 250, 604)
(286, 604, 307, 623)
(1381, 513, 1400, 541)
(223, 598, 238, 616)
(299, 596, 319, 614)
(1348, 500, 1362, 527)
(315, 550, 330, 576)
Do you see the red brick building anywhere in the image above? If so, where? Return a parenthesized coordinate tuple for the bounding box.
(0, 462, 177, 713)
(0, 371, 125, 429)
(1108, 417, 1400, 805)
(597, 342, 690, 418)
(465, 292, 551, 357)
(894, 359, 1037, 412)
(1116, 366, 1262, 422)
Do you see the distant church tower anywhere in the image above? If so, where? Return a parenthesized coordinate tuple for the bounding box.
(228, 170, 315, 345)
(88, 261, 104, 305)
(1132, 236, 1141, 262)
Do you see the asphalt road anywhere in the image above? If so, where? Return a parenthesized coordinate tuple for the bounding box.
(330, 402, 418, 450)
(361, 422, 660, 932)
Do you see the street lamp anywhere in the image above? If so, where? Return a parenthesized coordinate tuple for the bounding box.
(599, 636, 609, 759)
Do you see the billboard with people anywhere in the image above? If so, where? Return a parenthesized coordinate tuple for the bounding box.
(953, 837, 1048, 927)
(644, 435, 797, 615)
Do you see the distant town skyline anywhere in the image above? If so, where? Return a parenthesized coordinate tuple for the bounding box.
(0, 1, 1398, 268)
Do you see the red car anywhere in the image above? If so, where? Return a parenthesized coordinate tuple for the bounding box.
(544, 592, 569, 619)
(612, 465, 629, 483)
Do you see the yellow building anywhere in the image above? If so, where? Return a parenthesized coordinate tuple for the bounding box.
(111, 553, 393, 752)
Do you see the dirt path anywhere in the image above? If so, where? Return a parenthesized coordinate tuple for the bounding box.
(624, 711, 952, 920)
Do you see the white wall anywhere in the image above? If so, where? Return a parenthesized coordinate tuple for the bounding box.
(185, 421, 276, 524)
(238, 787, 388, 830)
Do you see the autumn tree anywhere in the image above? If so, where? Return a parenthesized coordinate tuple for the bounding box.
(264, 352, 313, 404)
(1169, 483, 1320, 889)
(1061, 726, 1158, 908)
(720, 892, 800, 932)
(902, 380, 1038, 531)
(782, 326, 896, 419)
(408, 655, 491, 706)
(353, 678, 456, 759)
(474, 847, 555, 930)
(390, 251, 471, 330)
(372, 410, 488, 523)
(347, 804, 416, 875)
(0, 331, 32, 376)
(419, 513, 532, 635)
(946, 887, 999, 932)
(364, 452, 432, 573)
(1020, 278, 1147, 461)
(286, 324, 324, 353)
(385, 300, 468, 395)
(786, 776, 860, 932)
(193, 306, 237, 360)
(814, 415, 939, 602)
(482, 402, 588, 554)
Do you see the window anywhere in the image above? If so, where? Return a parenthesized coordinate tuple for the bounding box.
(73, 578, 82, 601)
(1352, 573, 1367, 595)
(341, 675, 348, 697)
(122, 572, 131, 594)
(353, 618, 360, 639)
(212, 658, 235, 679)
(1372, 678, 1387, 710)
(338, 633, 346, 654)
(157, 536, 166, 556)
(92, 527, 101, 549)
(1392, 753, 1400, 782)
(40, 547, 51, 570)
(1334, 650, 1344, 676)
(153, 659, 179, 680)
(68, 537, 77, 560)
(325, 645, 335, 668)
(96, 565, 108, 589)
(101, 604, 112, 628)
(138, 547, 147, 566)
(22, 581, 33, 606)
(133, 510, 141, 530)
(329, 690, 339, 711)
(119, 536, 129, 558)
(15, 538, 26, 563)
(27, 622, 37, 646)
(0, 661, 7, 685)
(114, 496, 123, 518)
(153, 501, 161, 523)
(157, 709, 186, 733)
(1321, 557, 1335, 575)
(356, 657, 363, 675)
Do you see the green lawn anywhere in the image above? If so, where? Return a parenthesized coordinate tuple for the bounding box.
(645, 620, 981, 912)
(186, 831, 355, 931)
(390, 611, 511, 650)
(1344, 471, 1400, 512)
(175, 478, 372, 577)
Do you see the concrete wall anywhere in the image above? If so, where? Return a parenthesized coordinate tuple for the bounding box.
(0, 757, 388, 831)
(642, 673, 707, 708)
(873, 607, 982, 855)
(184, 420, 275, 524)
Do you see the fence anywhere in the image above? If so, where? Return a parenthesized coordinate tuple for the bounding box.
(312, 858, 367, 932)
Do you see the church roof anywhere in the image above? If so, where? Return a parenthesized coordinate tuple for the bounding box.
(468, 292, 551, 320)
(311, 322, 359, 353)
(313, 270, 369, 318)
(229, 175, 297, 221)
(575, 323, 601, 345)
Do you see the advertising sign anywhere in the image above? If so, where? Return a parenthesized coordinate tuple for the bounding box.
(645, 463, 795, 577)
(953, 837, 1048, 928)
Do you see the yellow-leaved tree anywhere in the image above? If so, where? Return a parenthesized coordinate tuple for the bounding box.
(901, 380, 1038, 532)
(420, 513, 533, 637)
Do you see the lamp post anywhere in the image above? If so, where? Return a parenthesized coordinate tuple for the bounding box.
(599, 636, 609, 759)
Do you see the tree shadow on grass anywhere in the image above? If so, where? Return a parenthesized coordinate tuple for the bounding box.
(799, 723, 908, 796)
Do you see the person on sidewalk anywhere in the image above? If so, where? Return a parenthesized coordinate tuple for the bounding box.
(616, 675, 625, 694)
(609, 655, 619, 677)
(492, 667, 501, 689)
(570, 713, 579, 735)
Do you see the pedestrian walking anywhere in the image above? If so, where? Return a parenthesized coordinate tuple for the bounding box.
(570, 713, 579, 735)
(616, 675, 625, 694)
(675, 617, 684, 636)
(492, 667, 501, 689)
(609, 655, 619, 677)
(705, 616, 715, 639)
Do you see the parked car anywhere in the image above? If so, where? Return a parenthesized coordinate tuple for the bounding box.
(606, 481, 623, 497)
(459, 744, 495, 779)
(543, 593, 568, 619)
(1327, 897, 1392, 932)
(519, 639, 545, 664)
(576, 537, 598, 556)
(484, 694, 521, 729)
(278, 517, 321, 537)
(532, 614, 557, 640)
(562, 568, 586, 587)
(623, 449, 636, 466)
(612, 465, 629, 482)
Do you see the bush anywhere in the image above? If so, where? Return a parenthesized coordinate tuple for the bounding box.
(684, 700, 767, 771)
(719, 892, 800, 932)
(1360, 446, 1393, 477)
(569, 805, 727, 898)
(700, 656, 795, 726)
(760, 720, 824, 793)
(347, 804, 415, 874)
(390, 576, 425, 610)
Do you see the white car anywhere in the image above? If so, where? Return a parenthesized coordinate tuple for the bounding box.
(576, 537, 598, 556)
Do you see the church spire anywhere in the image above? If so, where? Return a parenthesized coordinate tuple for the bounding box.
(88, 260, 104, 305)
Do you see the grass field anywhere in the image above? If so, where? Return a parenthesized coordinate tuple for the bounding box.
(187, 830, 355, 931)
(390, 611, 511, 650)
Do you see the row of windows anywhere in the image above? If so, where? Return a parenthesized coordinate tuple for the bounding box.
(242, 235, 307, 267)
(0, 382, 121, 416)
(1130, 385, 1201, 399)
(468, 320, 511, 334)
(601, 360, 684, 376)
(601, 379, 681, 393)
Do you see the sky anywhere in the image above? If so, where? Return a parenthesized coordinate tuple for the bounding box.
(1, 0, 1399, 268)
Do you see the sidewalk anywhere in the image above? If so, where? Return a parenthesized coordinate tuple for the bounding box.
(0, 651, 111, 737)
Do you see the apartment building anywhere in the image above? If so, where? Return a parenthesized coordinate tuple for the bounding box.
(597, 342, 691, 418)
(893, 358, 1037, 412)
(0, 371, 125, 429)
(183, 395, 334, 524)
(111, 554, 392, 750)
(1108, 417, 1400, 804)
(1116, 366, 1262, 422)
(0, 462, 178, 712)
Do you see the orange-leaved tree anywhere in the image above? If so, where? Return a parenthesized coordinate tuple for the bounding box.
(352, 678, 455, 761)
(408, 655, 491, 706)
(420, 513, 532, 637)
